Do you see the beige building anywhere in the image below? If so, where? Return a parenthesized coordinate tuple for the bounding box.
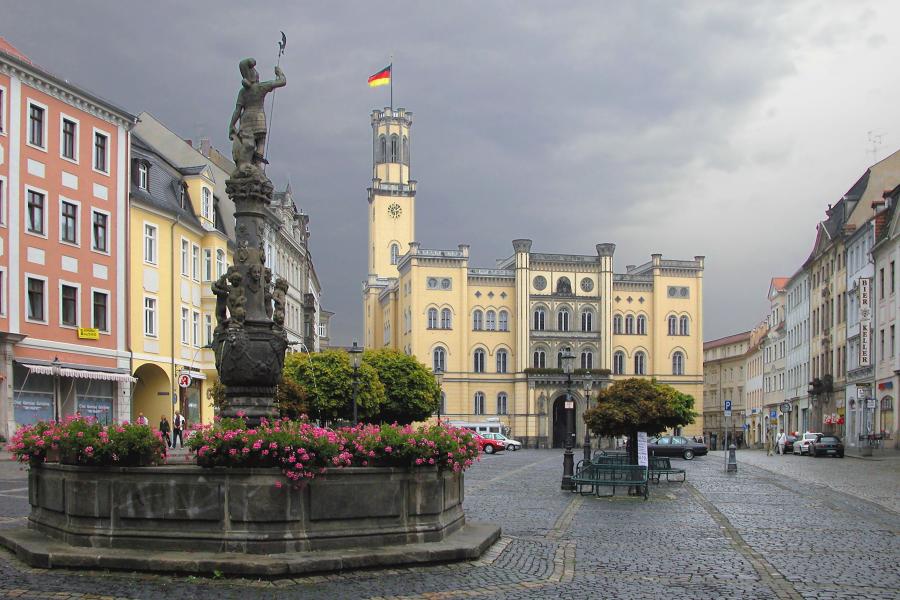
(762, 278, 788, 435)
(703, 331, 751, 449)
(872, 187, 898, 445)
(744, 321, 768, 447)
(362, 107, 705, 447)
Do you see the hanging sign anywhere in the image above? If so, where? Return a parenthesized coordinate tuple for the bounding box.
(177, 373, 193, 388)
(859, 278, 872, 366)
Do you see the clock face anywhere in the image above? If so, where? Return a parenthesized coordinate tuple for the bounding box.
(387, 203, 402, 219)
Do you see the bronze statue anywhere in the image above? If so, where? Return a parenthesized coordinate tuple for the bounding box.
(226, 268, 247, 326)
(228, 58, 286, 174)
(273, 277, 289, 327)
(211, 274, 230, 327)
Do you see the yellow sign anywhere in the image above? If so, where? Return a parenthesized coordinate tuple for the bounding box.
(77, 328, 100, 340)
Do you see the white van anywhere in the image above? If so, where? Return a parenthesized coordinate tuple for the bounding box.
(448, 421, 507, 436)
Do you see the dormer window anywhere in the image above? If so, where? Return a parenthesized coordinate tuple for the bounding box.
(138, 162, 149, 190)
(179, 184, 189, 210)
(202, 187, 212, 220)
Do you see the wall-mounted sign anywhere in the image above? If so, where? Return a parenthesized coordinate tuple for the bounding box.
(637, 432, 648, 466)
(77, 328, 100, 340)
(177, 373, 193, 388)
(859, 278, 872, 366)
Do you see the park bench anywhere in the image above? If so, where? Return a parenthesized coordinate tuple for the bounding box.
(648, 456, 686, 483)
(592, 454, 630, 466)
(572, 460, 649, 500)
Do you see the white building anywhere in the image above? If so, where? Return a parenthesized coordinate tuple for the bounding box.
(785, 267, 811, 433)
(762, 278, 788, 435)
(845, 219, 875, 447)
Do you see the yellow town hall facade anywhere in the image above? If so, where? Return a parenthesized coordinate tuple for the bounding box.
(363, 108, 704, 447)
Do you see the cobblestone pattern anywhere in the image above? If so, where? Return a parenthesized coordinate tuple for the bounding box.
(0, 450, 897, 599)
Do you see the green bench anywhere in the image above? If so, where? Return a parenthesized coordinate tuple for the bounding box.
(649, 456, 686, 483)
(572, 460, 649, 500)
(592, 454, 630, 466)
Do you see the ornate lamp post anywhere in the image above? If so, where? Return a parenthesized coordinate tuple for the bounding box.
(434, 367, 444, 424)
(348, 340, 363, 424)
(51, 356, 61, 422)
(582, 371, 593, 462)
(560, 350, 576, 491)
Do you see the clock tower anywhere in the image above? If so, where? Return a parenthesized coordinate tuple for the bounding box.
(367, 107, 416, 279)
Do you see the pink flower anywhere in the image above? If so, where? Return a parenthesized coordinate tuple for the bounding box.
(274, 481, 283, 489)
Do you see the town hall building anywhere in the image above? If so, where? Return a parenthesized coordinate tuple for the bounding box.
(362, 107, 705, 447)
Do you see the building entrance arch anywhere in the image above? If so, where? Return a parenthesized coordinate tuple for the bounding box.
(132, 363, 172, 426)
(552, 395, 571, 448)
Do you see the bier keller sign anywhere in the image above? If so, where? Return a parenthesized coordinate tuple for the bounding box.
(858, 278, 872, 367)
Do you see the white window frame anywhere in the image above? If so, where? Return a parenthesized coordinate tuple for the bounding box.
(203, 248, 212, 281)
(143, 222, 158, 265)
(0, 84, 7, 135)
(191, 243, 200, 281)
(192, 310, 201, 347)
(59, 280, 81, 329)
(59, 112, 80, 163)
(59, 195, 81, 247)
(181, 306, 190, 345)
(90, 208, 111, 254)
(497, 392, 507, 415)
(181, 238, 190, 276)
(24, 185, 49, 238)
(90, 287, 111, 333)
(0, 266, 6, 316)
(205, 314, 213, 345)
(474, 392, 485, 415)
(201, 187, 212, 220)
(137, 161, 149, 190)
(0, 174, 7, 226)
(26, 99, 48, 151)
(143, 295, 158, 337)
(25, 273, 49, 324)
(216, 249, 226, 278)
(92, 127, 111, 175)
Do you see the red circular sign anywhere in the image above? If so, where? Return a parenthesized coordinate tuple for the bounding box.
(178, 374, 192, 388)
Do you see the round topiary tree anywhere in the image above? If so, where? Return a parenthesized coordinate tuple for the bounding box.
(363, 348, 440, 424)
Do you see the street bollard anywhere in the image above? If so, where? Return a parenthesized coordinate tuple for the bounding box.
(725, 443, 738, 473)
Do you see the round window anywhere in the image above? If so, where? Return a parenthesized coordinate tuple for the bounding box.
(533, 276, 547, 291)
(580, 278, 594, 292)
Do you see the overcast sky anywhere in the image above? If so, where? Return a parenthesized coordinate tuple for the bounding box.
(6, 1, 900, 345)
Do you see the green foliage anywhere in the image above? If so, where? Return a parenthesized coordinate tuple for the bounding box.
(274, 376, 310, 420)
(363, 349, 439, 424)
(583, 378, 697, 438)
(207, 379, 226, 409)
(282, 350, 385, 422)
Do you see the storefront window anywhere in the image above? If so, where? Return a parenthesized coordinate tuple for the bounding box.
(180, 378, 202, 426)
(12, 364, 54, 425)
(76, 379, 114, 425)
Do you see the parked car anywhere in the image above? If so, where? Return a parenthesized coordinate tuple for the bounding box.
(648, 435, 708, 460)
(480, 432, 522, 451)
(792, 432, 823, 455)
(472, 433, 506, 454)
(809, 434, 845, 458)
(783, 434, 798, 454)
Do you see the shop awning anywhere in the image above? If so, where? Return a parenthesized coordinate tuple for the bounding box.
(22, 363, 137, 384)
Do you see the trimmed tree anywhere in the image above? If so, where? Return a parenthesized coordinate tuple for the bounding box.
(282, 350, 385, 422)
(363, 348, 440, 424)
(583, 378, 697, 466)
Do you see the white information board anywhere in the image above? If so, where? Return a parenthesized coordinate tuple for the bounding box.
(637, 431, 648, 466)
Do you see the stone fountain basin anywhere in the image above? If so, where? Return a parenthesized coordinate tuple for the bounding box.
(0, 463, 500, 576)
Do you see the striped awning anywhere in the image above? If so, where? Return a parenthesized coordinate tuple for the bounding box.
(22, 363, 136, 384)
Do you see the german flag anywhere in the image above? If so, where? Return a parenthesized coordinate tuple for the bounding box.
(368, 65, 391, 87)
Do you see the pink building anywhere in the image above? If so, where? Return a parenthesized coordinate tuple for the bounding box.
(0, 38, 135, 438)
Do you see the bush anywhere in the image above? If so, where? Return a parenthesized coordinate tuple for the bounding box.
(363, 349, 439, 424)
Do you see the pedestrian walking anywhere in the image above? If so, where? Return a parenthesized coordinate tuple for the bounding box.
(159, 415, 171, 448)
(172, 411, 185, 448)
(776, 429, 786, 455)
(136, 412, 149, 426)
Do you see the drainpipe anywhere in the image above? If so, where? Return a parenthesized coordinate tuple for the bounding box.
(171, 215, 180, 424)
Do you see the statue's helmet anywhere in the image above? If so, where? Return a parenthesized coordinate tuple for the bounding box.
(239, 58, 258, 83)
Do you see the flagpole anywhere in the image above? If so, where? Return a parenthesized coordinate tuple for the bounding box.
(390, 54, 393, 112)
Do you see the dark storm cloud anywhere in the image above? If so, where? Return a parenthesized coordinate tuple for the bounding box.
(4, 1, 884, 344)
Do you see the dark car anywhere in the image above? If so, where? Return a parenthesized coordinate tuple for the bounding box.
(648, 435, 708, 460)
(809, 435, 844, 458)
(783, 434, 798, 453)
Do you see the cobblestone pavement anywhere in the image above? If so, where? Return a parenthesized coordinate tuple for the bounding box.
(718, 448, 900, 513)
(0, 451, 897, 599)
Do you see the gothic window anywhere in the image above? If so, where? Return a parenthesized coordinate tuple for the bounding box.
(499, 310, 509, 331)
(474, 392, 485, 415)
(496, 393, 508, 415)
(496, 350, 508, 373)
(441, 308, 452, 329)
(402, 136, 409, 165)
(613, 351, 625, 374)
(625, 314, 635, 335)
(672, 351, 685, 375)
(473, 349, 486, 373)
(558, 308, 570, 331)
(581, 310, 593, 332)
(428, 308, 438, 329)
(634, 351, 646, 375)
(390, 243, 400, 265)
(390, 134, 399, 162)
(473, 309, 484, 330)
(613, 314, 623, 334)
(533, 308, 545, 331)
(486, 310, 496, 331)
(581, 351, 593, 370)
(637, 315, 647, 335)
(668, 315, 677, 336)
(556, 277, 572, 294)
(378, 135, 387, 162)
(533, 350, 546, 368)
(433, 347, 446, 372)
(679, 315, 690, 336)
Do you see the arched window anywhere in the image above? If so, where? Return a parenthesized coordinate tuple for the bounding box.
(432, 347, 445, 372)
(558, 308, 570, 332)
(634, 351, 646, 375)
(496, 349, 508, 373)
(496, 393, 508, 415)
(668, 315, 677, 336)
(402, 136, 409, 164)
(390, 134, 399, 162)
(581, 351, 593, 370)
(486, 310, 496, 331)
(672, 351, 685, 375)
(613, 314, 623, 334)
(441, 308, 452, 329)
(215, 249, 226, 278)
(581, 310, 593, 332)
(533, 350, 546, 368)
(533, 308, 545, 331)
(613, 351, 625, 375)
(556, 277, 572, 294)
(378, 135, 387, 162)
(499, 310, 509, 331)
(390, 243, 400, 265)
(473, 310, 484, 330)
(473, 349, 485, 373)
(474, 392, 485, 415)
(625, 314, 635, 334)
(428, 308, 438, 329)
(637, 315, 647, 335)
(679, 316, 690, 336)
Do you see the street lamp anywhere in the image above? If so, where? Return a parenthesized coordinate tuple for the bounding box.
(52, 356, 61, 422)
(348, 340, 363, 424)
(582, 371, 593, 462)
(434, 368, 444, 424)
(560, 350, 576, 491)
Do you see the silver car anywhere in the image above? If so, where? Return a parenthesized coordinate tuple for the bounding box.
(792, 432, 823, 455)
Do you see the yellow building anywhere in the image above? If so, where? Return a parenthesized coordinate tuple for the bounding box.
(128, 114, 234, 426)
(362, 108, 705, 447)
